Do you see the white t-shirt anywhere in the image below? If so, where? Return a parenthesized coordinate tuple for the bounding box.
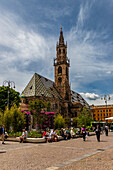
(22, 131, 27, 138)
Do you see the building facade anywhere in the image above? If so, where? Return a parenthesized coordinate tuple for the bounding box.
(21, 28, 88, 118)
(91, 105, 113, 122)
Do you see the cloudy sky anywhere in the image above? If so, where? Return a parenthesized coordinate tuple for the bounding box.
(0, 0, 113, 105)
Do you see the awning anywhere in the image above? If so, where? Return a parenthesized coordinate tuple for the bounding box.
(105, 117, 113, 120)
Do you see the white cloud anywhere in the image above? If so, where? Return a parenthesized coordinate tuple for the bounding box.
(76, 1, 91, 30)
(65, 1, 113, 92)
(0, 9, 55, 92)
(106, 71, 112, 74)
(80, 92, 100, 100)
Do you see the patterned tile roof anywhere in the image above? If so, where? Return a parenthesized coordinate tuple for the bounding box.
(71, 90, 89, 106)
(22, 73, 62, 99)
(22, 73, 88, 106)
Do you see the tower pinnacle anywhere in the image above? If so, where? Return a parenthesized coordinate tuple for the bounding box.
(59, 27, 64, 45)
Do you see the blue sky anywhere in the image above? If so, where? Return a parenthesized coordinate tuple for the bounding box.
(0, 0, 113, 105)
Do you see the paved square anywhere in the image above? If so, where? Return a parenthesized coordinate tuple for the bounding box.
(0, 132, 113, 169)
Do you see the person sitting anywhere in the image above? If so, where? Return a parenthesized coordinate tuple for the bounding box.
(86, 128, 89, 136)
(42, 129, 47, 142)
(43, 130, 46, 138)
(55, 129, 60, 141)
(63, 128, 68, 140)
(66, 128, 71, 139)
(5, 132, 8, 139)
(60, 128, 66, 140)
(20, 129, 27, 143)
(46, 130, 51, 143)
(50, 129, 58, 142)
(70, 128, 76, 138)
(76, 127, 81, 135)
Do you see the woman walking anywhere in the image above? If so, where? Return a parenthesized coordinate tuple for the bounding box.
(82, 125, 86, 141)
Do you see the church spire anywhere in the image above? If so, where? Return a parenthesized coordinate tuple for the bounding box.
(59, 27, 64, 45)
(54, 28, 71, 102)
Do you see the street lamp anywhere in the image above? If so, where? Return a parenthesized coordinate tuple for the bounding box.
(3, 80, 15, 109)
(101, 95, 110, 122)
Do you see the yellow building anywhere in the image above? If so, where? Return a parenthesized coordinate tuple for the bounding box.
(91, 105, 113, 122)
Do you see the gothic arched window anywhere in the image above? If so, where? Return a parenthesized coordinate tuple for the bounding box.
(58, 66, 62, 74)
(63, 49, 65, 54)
(59, 49, 61, 54)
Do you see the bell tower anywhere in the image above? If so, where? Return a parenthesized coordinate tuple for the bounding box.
(54, 27, 71, 102)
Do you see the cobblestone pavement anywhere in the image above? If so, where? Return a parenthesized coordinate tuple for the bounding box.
(0, 132, 113, 170)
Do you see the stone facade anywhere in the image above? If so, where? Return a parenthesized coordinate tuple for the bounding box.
(21, 28, 88, 118)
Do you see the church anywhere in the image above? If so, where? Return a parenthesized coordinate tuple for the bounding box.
(21, 28, 88, 118)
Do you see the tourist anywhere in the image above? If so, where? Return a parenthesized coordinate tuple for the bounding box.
(101, 126, 104, 134)
(43, 129, 46, 138)
(50, 129, 58, 142)
(55, 129, 59, 141)
(76, 127, 81, 135)
(46, 130, 51, 143)
(82, 125, 86, 141)
(60, 128, 66, 140)
(1, 125, 5, 144)
(4, 132, 8, 139)
(20, 129, 27, 143)
(63, 129, 67, 140)
(105, 124, 109, 136)
(86, 128, 89, 136)
(70, 128, 76, 138)
(66, 128, 71, 139)
(95, 124, 101, 142)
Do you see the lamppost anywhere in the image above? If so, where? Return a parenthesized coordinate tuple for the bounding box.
(101, 95, 110, 123)
(71, 118, 73, 127)
(3, 80, 15, 109)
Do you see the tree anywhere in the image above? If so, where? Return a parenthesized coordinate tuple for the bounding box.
(78, 106, 93, 127)
(0, 110, 4, 126)
(72, 117, 79, 127)
(4, 107, 12, 132)
(65, 118, 71, 127)
(10, 105, 25, 132)
(0, 86, 21, 111)
(54, 114, 65, 129)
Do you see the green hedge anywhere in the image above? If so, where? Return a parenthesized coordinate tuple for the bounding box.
(8, 131, 43, 138)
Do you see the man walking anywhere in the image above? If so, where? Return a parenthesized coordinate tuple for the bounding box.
(105, 124, 109, 136)
(1, 125, 5, 144)
(95, 124, 101, 142)
(0, 125, 2, 137)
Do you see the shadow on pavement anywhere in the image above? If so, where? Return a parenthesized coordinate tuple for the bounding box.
(100, 140, 108, 142)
